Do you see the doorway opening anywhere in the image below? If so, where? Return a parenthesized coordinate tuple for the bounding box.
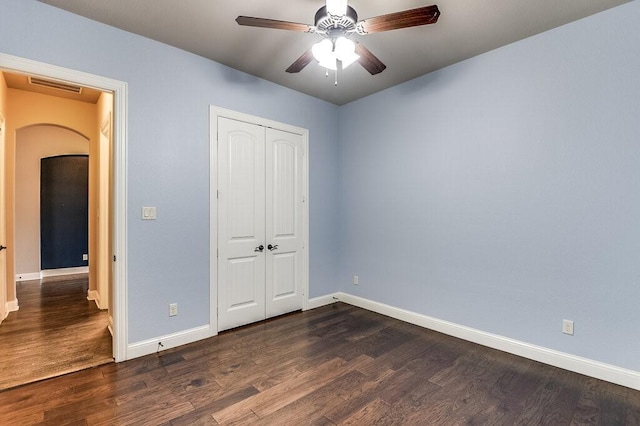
(0, 53, 128, 389)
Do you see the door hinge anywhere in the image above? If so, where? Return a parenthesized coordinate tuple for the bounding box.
(217, 249, 219, 258)
(113, 255, 116, 262)
(217, 190, 221, 200)
(302, 195, 306, 203)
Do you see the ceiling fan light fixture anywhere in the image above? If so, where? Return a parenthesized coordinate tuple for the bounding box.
(312, 39, 337, 70)
(326, 0, 348, 16)
(334, 37, 354, 56)
(319, 57, 338, 71)
(312, 37, 360, 70)
(312, 39, 332, 61)
(334, 36, 359, 68)
(340, 52, 359, 69)
(237, 3, 441, 78)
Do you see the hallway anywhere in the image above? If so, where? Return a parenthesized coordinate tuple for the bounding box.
(0, 274, 112, 390)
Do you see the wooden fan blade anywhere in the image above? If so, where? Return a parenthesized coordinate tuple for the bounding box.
(236, 16, 313, 32)
(358, 5, 440, 34)
(354, 42, 386, 75)
(286, 48, 314, 73)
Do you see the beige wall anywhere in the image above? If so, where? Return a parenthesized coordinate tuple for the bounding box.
(0, 74, 7, 319)
(15, 125, 88, 276)
(5, 89, 97, 302)
(96, 91, 113, 312)
(0, 73, 6, 114)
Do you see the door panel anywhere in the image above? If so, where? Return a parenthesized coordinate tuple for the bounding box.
(226, 257, 264, 326)
(265, 128, 304, 318)
(272, 252, 297, 299)
(217, 118, 266, 331)
(40, 155, 89, 270)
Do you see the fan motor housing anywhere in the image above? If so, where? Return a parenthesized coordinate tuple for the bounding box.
(314, 6, 358, 34)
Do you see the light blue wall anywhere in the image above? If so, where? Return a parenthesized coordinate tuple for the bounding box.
(0, 0, 340, 342)
(3, 0, 639, 373)
(337, 1, 640, 371)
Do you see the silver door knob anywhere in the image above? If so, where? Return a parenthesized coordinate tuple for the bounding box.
(254, 245, 264, 252)
(267, 244, 278, 251)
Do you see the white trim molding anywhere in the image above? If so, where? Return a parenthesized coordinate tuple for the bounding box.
(127, 325, 212, 360)
(18, 268, 89, 281)
(321, 292, 640, 391)
(16, 273, 41, 282)
(0, 52, 128, 362)
(305, 293, 339, 310)
(41, 267, 89, 278)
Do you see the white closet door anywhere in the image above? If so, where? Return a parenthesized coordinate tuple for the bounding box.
(265, 128, 304, 318)
(217, 117, 266, 331)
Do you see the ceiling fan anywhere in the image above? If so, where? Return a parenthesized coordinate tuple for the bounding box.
(236, 0, 440, 79)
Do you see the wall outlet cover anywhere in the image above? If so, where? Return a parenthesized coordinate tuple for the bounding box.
(562, 319, 574, 335)
(169, 303, 178, 317)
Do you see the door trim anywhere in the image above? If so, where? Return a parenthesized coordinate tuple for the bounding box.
(209, 106, 309, 335)
(0, 53, 128, 362)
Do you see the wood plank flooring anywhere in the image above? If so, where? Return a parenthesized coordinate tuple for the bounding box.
(0, 275, 112, 391)
(1, 302, 639, 425)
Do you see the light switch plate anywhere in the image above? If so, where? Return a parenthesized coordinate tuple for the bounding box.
(142, 206, 157, 220)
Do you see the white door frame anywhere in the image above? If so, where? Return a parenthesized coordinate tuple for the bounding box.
(0, 53, 128, 362)
(210, 106, 309, 334)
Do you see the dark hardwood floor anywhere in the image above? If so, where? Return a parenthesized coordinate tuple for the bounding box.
(0, 275, 112, 391)
(1, 302, 639, 425)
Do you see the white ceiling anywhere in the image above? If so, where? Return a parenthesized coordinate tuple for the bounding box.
(39, 0, 630, 105)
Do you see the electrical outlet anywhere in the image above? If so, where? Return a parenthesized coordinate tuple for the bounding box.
(169, 303, 178, 317)
(562, 319, 574, 335)
(82, 254, 88, 261)
(353, 275, 359, 285)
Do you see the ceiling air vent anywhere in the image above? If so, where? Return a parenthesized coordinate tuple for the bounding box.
(28, 76, 83, 94)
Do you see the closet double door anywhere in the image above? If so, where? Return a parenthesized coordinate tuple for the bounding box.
(217, 117, 305, 331)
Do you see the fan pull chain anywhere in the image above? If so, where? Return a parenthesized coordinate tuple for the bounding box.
(322, 68, 338, 86)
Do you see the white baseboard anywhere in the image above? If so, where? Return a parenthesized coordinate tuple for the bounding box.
(18, 269, 89, 281)
(41, 267, 89, 278)
(6, 299, 19, 312)
(305, 293, 340, 310)
(333, 292, 640, 391)
(127, 325, 214, 360)
(16, 272, 41, 282)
